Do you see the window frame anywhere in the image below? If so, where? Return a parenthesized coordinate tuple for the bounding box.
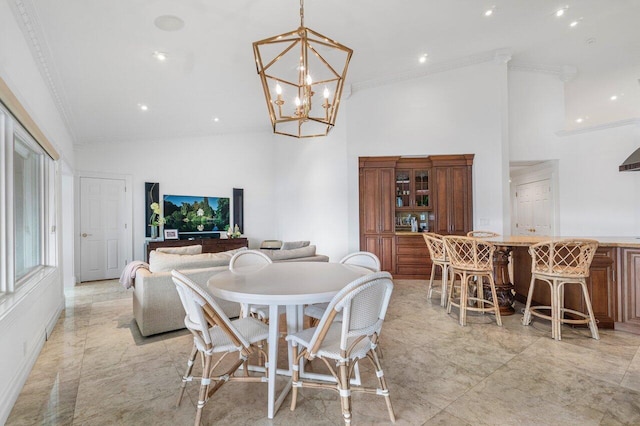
(0, 103, 54, 295)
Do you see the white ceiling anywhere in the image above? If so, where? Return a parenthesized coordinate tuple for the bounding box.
(10, 0, 640, 145)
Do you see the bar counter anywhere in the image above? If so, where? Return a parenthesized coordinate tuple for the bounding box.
(484, 235, 640, 334)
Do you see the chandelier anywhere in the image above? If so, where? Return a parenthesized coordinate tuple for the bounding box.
(253, 0, 353, 138)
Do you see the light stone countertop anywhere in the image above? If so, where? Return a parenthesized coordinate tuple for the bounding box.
(394, 232, 640, 248)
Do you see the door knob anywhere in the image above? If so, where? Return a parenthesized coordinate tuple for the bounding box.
(81, 233, 92, 237)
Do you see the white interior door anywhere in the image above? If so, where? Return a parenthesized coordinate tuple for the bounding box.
(514, 179, 552, 236)
(80, 177, 126, 281)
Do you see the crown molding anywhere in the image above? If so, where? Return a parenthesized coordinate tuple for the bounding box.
(556, 118, 640, 137)
(352, 50, 510, 94)
(509, 62, 578, 82)
(9, 0, 77, 143)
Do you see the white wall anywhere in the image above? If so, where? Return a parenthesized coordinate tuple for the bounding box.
(74, 132, 278, 261)
(0, 2, 74, 423)
(509, 70, 640, 236)
(272, 116, 350, 261)
(346, 60, 509, 239)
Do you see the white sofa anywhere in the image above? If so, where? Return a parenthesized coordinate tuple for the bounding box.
(133, 245, 329, 336)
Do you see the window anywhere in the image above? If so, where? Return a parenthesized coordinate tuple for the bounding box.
(13, 133, 44, 281)
(0, 104, 54, 294)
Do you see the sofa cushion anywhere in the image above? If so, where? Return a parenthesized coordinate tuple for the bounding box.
(262, 245, 316, 261)
(149, 247, 247, 272)
(281, 240, 310, 250)
(156, 244, 202, 255)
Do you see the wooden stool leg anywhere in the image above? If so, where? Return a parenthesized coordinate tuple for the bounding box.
(488, 275, 502, 326)
(580, 279, 600, 340)
(522, 275, 536, 326)
(459, 272, 468, 326)
(553, 280, 562, 341)
(427, 263, 437, 300)
(441, 263, 449, 307)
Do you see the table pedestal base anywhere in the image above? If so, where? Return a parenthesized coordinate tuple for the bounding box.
(482, 245, 515, 316)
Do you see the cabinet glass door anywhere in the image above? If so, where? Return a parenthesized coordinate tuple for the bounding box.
(414, 169, 430, 207)
(395, 170, 411, 208)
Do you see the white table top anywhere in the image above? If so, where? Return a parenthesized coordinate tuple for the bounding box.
(207, 262, 372, 305)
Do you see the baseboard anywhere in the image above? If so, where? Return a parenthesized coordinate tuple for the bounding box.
(0, 329, 47, 425)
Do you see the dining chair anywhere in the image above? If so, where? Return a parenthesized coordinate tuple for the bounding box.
(286, 271, 396, 424)
(304, 251, 381, 325)
(522, 239, 600, 340)
(229, 250, 281, 320)
(422, 233, 450, 307)
(171, 270, 269, 426)
(443, 236, 502, 327)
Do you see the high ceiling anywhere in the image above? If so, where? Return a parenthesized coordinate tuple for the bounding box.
(10, 0, 640, 145)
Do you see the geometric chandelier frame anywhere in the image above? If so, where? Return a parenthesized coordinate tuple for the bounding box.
(253, 0, 353, 138)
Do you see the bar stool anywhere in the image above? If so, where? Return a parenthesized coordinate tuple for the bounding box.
(422, 233, 450, 307)
(443, 236, 502, 327)
(522, 239, 599, 340)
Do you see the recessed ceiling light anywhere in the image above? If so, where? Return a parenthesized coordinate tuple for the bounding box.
(139, 104, 148, 111)
(569, 17, 583, 28)
(610, 95, 618, 101)
(484, 7, 495, 17)
(153, 51, 167, 61)
(213, 117, 220, 122)
(419, 54, 428, 64)
(555, 6, 568, 17)
(154, 15, 185, 32)
(575, 118, 583, 123)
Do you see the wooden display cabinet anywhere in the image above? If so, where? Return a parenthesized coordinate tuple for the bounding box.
(359, 154, 474, 279)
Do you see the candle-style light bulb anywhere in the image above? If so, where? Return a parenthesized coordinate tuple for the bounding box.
(275, 83, 282, 95)
(295, 97, 301, 107)
(323, 87, 330, 99)
(306, 74, 312, 85)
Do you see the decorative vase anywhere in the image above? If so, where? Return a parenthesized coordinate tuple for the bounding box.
(150, 225, 158, 239)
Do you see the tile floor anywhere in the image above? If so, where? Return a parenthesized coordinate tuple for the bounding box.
(6, 278, 640, 425)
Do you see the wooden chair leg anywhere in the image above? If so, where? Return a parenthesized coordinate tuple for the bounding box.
(178, 344, 199, 406)
(369, 349, 396, 422)
(195, 353, 212, 426)
(290, 343, 300, 411)
(338, 361, 352, 424)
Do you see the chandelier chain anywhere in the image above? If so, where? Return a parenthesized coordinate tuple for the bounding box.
(300, 0, 304, 27)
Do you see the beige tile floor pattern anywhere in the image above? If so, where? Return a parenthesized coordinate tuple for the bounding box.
(6, 278, 640, 425)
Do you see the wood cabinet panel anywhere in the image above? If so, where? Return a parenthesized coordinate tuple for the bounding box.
(617, 248, 640, 334)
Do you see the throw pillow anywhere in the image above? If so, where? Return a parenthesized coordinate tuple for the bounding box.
(264, 245, 316, 261)
(155, 245, 202, 255)
(149, 247, 247, 272)
(281, 240, 310, 250)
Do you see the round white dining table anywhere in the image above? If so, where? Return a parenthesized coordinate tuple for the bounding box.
(207, 261, 372, 419)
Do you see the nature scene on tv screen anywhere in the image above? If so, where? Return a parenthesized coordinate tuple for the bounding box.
(163, 195, 229, 233)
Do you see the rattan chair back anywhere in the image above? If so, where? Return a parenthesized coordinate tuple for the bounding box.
(529, 239, 598, 278)
(229, 249, 272, 272)
(307, 271, 393, 356)
(443, 235, 495, 273)
(339, 251, 381, 272)
(423, 233, 448, 262)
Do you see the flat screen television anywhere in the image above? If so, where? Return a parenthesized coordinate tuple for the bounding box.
(163, 194, 230, 239)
